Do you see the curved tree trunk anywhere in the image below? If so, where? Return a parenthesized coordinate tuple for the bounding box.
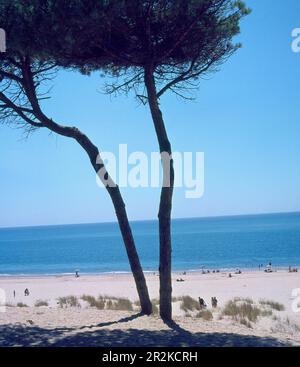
(145, 67, 174, 320)
(55, 124, 153, 315)
(22, 106, 153, 315)
(106, 185, 152, 314)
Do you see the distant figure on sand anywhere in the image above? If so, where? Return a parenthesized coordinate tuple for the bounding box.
(228, 273, 232, 278)
(265, 263, 273, 273)
(13, 290, 16, 298)
(211, 297, 218, 308)
(289, 266, 298, 273)
(198, 297, 207, 310)
(75, 270, 80, 278)
(24, 288, 29, 296)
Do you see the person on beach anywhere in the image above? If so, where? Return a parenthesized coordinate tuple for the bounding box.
(24, 288, 29, 296)
(75, 270, 80, 278)
(211, 297, 218, 308)
(198, 297, 207, 310)
(13, 290, 15, 298)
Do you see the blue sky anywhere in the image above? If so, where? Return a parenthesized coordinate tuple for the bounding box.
(1, 0, 300, 227)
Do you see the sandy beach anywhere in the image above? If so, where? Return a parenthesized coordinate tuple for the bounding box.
(0, 270, 299, 346)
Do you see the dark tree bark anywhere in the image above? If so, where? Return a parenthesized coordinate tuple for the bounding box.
(40, 119, 152, 315)
(144, 67, 174, 320)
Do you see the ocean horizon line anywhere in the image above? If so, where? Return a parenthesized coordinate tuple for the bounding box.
(1, 210, 300, 230)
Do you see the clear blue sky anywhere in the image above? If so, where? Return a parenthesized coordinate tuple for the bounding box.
(1, 0, 300, 227)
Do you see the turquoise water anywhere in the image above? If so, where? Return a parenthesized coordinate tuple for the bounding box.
(0, 212, 300, 275)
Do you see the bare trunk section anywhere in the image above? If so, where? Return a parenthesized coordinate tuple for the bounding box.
(39, 118, 153, 315)
(107, 186, 152, 314)
(145, 67, 174, 320)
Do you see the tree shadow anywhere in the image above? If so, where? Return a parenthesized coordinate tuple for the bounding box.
(0, 320, 290, 347)
(77, 312, 144, 330)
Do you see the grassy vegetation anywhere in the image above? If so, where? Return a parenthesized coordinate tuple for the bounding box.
(34, 300, 49, 307)
(81, 295, 133, 311)
(240, 318, 252, 329)
(259, 299, 285, 311)
(83, 295, 104, 309)
(81, 295, 105, 309)
(222, 300, 261, 323)
(57, 295, 80, 308)
(233, 297, 254, 304)
(260, 309, 273, 317)
(151, 303, 159, 315)
(179, 296, 200, 312)
(151, 298, 159, 306)
(196, 310, 213, 321)
(110, 298, 133, 311)
(221, 297, 281, 328)
(16, 302, 28, 307)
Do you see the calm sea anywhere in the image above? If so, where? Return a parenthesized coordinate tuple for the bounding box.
(0, 212, 300, 276)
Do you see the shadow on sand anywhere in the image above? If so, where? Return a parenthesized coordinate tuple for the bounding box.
(0, 314, 289, 347)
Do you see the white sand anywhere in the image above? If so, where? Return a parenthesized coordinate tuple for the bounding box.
(1, 270, 299, 314)
(0, 271, 300, 346)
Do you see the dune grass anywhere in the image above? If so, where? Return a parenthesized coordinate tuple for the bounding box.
(196, 310, 213, 321)
(222, 299, 261, 323)
(81, 295, 105, 310)
(110, 298, 133, 311)
(34, 300, 49, 307)
(221, 297, 280, 328)
(259, 299, 285, 311)
(81, 295, 133, 311)
(179, 296, 200, 312)
(240, 318, 252, 329)
(16, 302, 28, 308)
(233, 297, 254, 304)
(57, 295, 80, 308)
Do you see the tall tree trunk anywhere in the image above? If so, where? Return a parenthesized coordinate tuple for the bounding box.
(106, 185, 152, 315)
(145, 67, 174, 320)
(38, 117, 153, 315)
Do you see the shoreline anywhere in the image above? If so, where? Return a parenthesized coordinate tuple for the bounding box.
(0, 265, 298, 279)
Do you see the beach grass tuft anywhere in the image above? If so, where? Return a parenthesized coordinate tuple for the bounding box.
(81, 295, 105, 309)
(16, 302, 28, 308)
(233, 297, 254, 304)
(196, 310, 213, 321)
(222, 299, 261, 323)
(259, 299, 285, 311)
(34, 300, 49, 307)
(180, 296, 200, 312)
(110, 298, 133, 311)
(222, 297, 278, 328)
(240, 318, 252, 328)
(58, 295, 80, 308)
(81, 295, 133, 311)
